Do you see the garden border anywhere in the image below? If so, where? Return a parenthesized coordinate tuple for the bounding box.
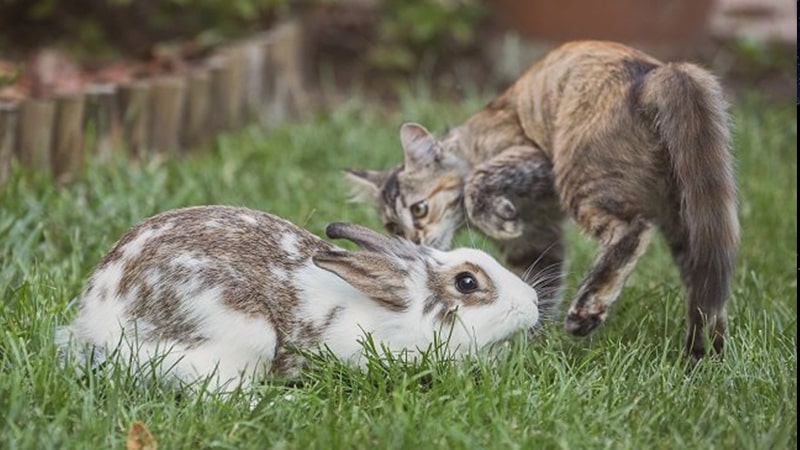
(0, 20, 308, 186)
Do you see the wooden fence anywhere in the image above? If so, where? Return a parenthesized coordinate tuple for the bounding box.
(0, 21, 307, 186)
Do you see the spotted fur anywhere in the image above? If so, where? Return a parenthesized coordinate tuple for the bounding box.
(59, 206, 539, 389)
(347, 41, 738, 359)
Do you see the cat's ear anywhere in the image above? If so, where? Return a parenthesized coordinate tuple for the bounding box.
(400, 123, 439, 171)
(343, 169, 392, 204)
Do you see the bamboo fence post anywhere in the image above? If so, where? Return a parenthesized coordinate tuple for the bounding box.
(118, 81, 152, 159)
(182, 70, 211, 150)
(0, 101, 20, 186)
(51, 93, 86, 182)
(18, 97, 55, 173)
(149, 76, 186, 155)
(84, 83, 121, 163)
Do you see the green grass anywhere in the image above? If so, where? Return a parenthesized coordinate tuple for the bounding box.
(0, 92, 796, 449)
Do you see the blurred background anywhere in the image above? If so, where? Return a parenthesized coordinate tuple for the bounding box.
(0, 0, 796, 107)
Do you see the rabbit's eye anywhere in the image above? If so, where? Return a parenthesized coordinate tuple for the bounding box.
(410, 200, 429, 219)
(455, 272, 479, 293)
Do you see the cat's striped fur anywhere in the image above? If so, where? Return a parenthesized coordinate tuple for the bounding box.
(347, 41, 738, 359)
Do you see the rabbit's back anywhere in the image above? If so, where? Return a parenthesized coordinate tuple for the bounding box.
(69, 206, 334, 383)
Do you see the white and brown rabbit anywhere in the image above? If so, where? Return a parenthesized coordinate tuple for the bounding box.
(58, 206, 539, 389)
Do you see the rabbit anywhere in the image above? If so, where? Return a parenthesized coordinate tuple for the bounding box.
(58, 205, 540, 389)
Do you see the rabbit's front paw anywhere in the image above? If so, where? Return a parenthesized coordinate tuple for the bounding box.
(466, 193, 524, 240)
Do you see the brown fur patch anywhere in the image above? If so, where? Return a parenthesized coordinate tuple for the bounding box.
(86, 206, 336, 358)
(424, 261, 499, 322)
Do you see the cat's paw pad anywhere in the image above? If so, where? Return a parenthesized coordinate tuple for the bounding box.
(564, 307, 605, 336)
(469, 196, 524, 240)
(494, 197, 518, 220)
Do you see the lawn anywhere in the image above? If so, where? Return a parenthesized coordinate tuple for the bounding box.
(0, 91, 796, 449)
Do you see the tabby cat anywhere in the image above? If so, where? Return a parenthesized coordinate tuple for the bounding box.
(347, 41, 738, 359)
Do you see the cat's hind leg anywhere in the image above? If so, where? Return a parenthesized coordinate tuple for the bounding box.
(564, 215, 655, 336)
(662, 222, 726, 360)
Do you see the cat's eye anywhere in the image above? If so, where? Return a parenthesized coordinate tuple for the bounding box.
(455, 272, 479, 294)
(410, 200, 429, 219)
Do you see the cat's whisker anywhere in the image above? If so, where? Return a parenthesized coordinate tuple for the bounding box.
(462, 217, 478, 249)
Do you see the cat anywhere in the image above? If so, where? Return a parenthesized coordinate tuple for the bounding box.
(346, 40, 739, 359)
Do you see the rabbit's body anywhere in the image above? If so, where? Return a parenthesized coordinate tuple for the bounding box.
(61, 206, 539, 388)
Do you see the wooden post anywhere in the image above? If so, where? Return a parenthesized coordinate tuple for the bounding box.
(269, 21, 308, 123)
(0, 101, 20, 186)
(259, 37, 277, 128)
(182, 70, 211, 150)
(18, 98, 55, 173)
(149, 76, 186, 155)
(241, 38, 268, 123)
(84, 83, 121, 163)
(226, 47, 245, 130)
(51, 93, 86, 182)
(118, 81, 152, 159)
(209, 48, 245, 133)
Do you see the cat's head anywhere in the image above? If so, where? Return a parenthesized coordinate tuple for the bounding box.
(346, 123, 467, 249)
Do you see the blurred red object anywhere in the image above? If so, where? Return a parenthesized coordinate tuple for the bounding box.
(488, 0, 715, 42)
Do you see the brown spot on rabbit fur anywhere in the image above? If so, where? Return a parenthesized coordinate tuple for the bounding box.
(424, 261, 499, 324)
(92, 206, 335, 351)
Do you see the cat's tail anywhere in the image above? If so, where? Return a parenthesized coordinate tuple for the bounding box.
(640, 62, 739, 356)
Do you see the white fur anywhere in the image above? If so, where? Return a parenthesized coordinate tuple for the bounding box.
(121, 223, 173, 258)
(87, 261, 125, 306)
(170, 252, 211, 271)
(66, 277, 277, 389)
(271, 266, 289, 282)
(431, 248, 539, 349)
(239, 213, 258, 225)
(168, 287, 277, 387)
(280, 232, 300, 257)
(294, 261, 440, 365)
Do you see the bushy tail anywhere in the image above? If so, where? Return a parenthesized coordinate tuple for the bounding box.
(640, 63, 739, 355)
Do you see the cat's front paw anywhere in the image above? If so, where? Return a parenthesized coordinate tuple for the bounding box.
(466, 194, 525, 240)
(564, 302, 607, 336)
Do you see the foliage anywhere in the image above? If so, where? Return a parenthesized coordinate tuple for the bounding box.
(0, 91, 796, 449)
(725, 36, 797, 75)
(367, 0, 488, 73)
(0, 0, 288, 59)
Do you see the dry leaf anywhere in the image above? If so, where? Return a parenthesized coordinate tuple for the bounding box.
(126, 421, 157, 450)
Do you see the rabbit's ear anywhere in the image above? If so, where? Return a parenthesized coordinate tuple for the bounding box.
(313, 250, 408, 311)
(343, 168, 393, 204)
(325, 223, 395, 253)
